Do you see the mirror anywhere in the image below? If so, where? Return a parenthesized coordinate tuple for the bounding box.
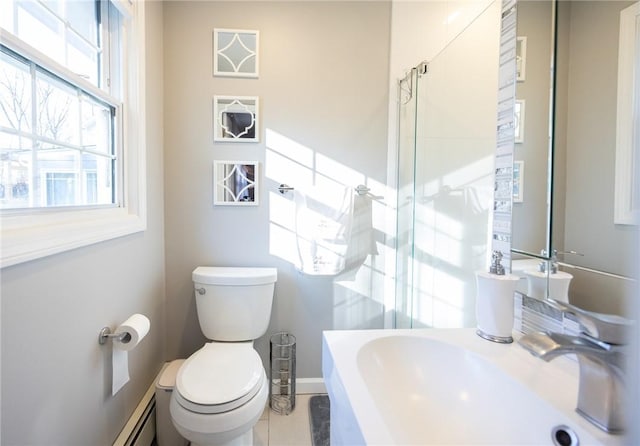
(512, 0, 639, 313)
(213, 161, 259, 206)
(213, 96, 259, 142)
(213, 29, 259, 78)
(511, 0, 554, 258)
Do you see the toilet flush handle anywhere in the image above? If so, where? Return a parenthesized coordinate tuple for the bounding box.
(196, 287, 206, 295)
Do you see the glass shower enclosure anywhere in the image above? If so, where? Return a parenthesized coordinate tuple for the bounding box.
(395, 3, 501, 329)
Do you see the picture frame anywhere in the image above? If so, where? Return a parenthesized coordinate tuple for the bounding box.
(513, 160, 524, 203)
(213, 96, 259, 143)
(514, 99, 525, 144)
(614, 3, 639, 225)
(213, 161, 259, 206)
(516, 36, 527, 82)
(213, 28, 259, 78)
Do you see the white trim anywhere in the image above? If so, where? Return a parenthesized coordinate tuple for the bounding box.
(0, 30, 120, 108)
(1, 208, 146, 267)
(614, 2, 640, 225)
(295, 378, 326, 395)
(111, 0, 134, 20)
(0, 1, 147, 268)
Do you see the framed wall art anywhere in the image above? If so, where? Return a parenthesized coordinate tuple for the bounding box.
(514, 99, 525, 143)
(213, 161, 259, 205)
(213, 28, 259, 78)
(516, 36, 527, 82)
(213, 96, 259, 142)
(513, 160, 524, 203)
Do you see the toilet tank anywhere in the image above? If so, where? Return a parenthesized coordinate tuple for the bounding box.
(192, 267, 277, 341)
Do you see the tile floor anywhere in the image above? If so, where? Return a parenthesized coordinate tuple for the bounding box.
(254, 394, 319, 446)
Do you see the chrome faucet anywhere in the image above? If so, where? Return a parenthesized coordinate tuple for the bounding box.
(518, 299, 634, 434)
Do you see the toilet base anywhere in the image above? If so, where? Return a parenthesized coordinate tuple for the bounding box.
(170, 373, 268, 446)
(191, 429, 252, 446)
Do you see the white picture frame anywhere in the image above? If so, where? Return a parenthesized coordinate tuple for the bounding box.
(614, 3, 640, 225)
(213, 28, 259, 78)
(213, 161, 259, 206)
(213, 96, 259, 143)
(513, 160, 524, 203)
(516, 36, 527, 82)
(514, 99, 525, 144)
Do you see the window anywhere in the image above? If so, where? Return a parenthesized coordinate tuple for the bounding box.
(1, 46, 117, 209)
(0, 0, 147, 267)
(1, 0, 120, 210)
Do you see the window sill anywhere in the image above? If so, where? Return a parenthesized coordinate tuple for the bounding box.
(1, 208, 146, 268)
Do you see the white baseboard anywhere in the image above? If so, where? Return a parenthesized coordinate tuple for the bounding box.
(296, 378, 326, 394)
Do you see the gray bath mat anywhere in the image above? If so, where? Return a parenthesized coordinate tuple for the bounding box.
(309, 394, 330, 446)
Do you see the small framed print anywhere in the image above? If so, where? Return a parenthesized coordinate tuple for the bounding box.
(516, 36, 527, 82)
(213, 96, 259, 143)
(513, 160, 524, 203)
(514, 99, 525, 144)
(213, 161, 259, 206)
(213, 28, 259, 78)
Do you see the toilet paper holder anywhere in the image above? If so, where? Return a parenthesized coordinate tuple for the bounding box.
(98, 327, 132, 345)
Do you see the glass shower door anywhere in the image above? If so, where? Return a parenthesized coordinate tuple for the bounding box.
(395, 68, 418, 329)
(395, 2, 500, 329)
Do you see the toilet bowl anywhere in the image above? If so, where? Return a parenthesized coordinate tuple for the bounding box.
(170, 342, 268, 446)
(169, 266, 277, 446)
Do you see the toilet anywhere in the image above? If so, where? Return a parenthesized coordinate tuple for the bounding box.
(169, 266, 277, 446)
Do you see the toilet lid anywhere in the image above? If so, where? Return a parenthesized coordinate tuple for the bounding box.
(175, 342, 263, 409)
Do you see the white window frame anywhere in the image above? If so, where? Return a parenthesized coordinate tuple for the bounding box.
(0, 0, 147, 268)
(614, 2, 640, 225)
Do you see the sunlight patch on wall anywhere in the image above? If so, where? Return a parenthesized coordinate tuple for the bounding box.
(315, 153, 366, 188)
(265, 128, 314, 169)
(265, 146, 314, 191)
(265, 126, 391, 330)
(265, 127, 387, 279)
(268, 218, 299, 267)
(442, 154, 494, 189)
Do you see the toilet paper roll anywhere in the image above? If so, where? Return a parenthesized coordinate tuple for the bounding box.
(112, 314, 150, 396)
(114, 313, 151, 351)
(112, 349, 130, 396)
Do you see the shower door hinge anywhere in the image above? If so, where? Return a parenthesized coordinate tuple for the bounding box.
(418, 61, 429, 75)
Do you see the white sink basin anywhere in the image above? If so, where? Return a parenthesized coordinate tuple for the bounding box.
(322, 329, 625, 445)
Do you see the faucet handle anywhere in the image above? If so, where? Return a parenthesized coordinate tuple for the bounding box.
(547, 298, 634, 345)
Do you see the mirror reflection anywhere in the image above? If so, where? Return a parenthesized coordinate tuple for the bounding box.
(512, 0, 639, 314)
(511, 0, 554, 258)
(213, 96, 259, 142)
(213, 161, 258, 206)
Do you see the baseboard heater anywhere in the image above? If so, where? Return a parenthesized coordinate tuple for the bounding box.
(112, 366, 166, 446)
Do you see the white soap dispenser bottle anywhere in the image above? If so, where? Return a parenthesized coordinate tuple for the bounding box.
(475, 250, 520, 343)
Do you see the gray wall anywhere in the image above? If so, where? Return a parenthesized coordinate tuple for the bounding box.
(557, 1, 638, 312)
(163, 1, 391, 379)
(513, 1, 638, 314)
(0, 2, 166, 444)
(561, 0, 637, 276)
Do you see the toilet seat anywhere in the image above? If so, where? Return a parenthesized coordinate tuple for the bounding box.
(174, 342, 264, 414)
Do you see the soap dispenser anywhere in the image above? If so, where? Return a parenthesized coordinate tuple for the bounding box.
(524, 249, 574, 302)
(475, 251, 520, 343)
